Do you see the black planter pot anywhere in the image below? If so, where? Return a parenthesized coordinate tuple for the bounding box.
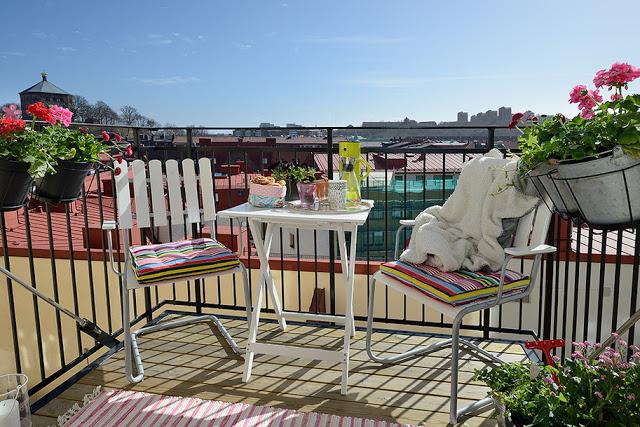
(32, 161, 95, 204)
(0, 159, 33, 211)
(285, 179, 299, 201)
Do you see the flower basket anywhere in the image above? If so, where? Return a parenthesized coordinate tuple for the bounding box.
(32, 161, 95, 204)
(0, 159, 33, 211)
(248, 181, 287, 208)
(529, 146, 640, 229)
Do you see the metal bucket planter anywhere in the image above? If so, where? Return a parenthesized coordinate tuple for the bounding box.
(32, 160, 95, 204)
(529, 146, 640, 229)
(0, 159, 33, 211)
(527, 162, 579, 217)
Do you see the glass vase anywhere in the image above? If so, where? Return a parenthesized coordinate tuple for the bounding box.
(297, 182, 317, 209)
(0, 374, 30, 427)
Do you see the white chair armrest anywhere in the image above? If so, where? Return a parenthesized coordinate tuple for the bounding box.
(394, 219, 416, 260)
(102, 221, 123, 276)
(504, 244, 557, 257)
(102, 220, 117, 230)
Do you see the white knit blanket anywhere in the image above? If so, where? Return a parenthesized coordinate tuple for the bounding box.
(399, 149, 539, 272)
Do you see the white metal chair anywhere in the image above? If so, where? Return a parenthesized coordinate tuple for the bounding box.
(366, 201, 555, 425)
(103, 158, 251, 383)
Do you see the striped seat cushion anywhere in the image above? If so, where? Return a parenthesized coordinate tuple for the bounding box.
(130, 238, 240, 284)
(380, 261, 530, 306)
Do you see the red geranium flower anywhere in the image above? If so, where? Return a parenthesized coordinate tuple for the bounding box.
(26, 102, 54, 124)
(508, 112, 524, 129)
(125, 144, 133, 157)
(101, 131, 110, 141)
(0, 117, 26, 136)
(113, 132, 122, 142)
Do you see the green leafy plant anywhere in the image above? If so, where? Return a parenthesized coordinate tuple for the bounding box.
(475, 338, 640, 426)
(270, 161, 292, 182)
(514, 62, 640, 174)
(289, 165, 316, 183)
(269, 161, 317, 183)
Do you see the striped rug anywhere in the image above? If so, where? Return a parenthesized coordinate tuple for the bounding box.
(60, 389, 416, 426)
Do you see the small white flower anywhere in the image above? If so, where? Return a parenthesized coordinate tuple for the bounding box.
(530, 362, 540, 379)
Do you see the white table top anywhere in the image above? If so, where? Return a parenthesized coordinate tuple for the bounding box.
(217, 201, 373, 226)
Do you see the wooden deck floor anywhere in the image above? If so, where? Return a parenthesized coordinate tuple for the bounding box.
(33, 315, 529, 426)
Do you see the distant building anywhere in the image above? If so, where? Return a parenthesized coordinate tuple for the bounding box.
(498, 106, 512, 123)
(19, 72, 72, 119)
(457, 112, 468, 123)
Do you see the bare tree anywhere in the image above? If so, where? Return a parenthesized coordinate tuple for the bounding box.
(119, 105, 139, 125)
(69, 96, 93, 123)
(94, 101, 119, 124)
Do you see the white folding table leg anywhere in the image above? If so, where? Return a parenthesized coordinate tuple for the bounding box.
(337, 225, 358, 395)
(257, 222, 287, 331)
(244, 219, 270, 382)
(336, 228, 356, 338)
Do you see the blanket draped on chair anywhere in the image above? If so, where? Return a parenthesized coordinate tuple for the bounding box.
(400, 149, 539, 272)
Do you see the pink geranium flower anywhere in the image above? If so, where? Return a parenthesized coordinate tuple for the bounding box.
(594, 62, 640, 88)
(569, 85, 602, 119)
(49, 105, 73, 127)
(2, 104, 21, 120)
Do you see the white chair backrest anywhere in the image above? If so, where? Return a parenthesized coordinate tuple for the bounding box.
(113, 158, 217, 240)
(512, 197, 553, 248)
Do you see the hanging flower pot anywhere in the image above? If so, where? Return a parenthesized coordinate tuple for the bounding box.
(31, 161, 95, 203)
(515, 62, 640, 230)
(546, 147, 640, 228)
(0, 159, 33, 211)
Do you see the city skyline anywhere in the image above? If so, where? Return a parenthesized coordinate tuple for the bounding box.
(1, 1, 640, 126)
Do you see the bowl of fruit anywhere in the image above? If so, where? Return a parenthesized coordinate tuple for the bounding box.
(248, 176, 287, 208)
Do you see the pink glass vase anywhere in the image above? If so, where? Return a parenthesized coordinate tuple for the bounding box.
(297, 182, 317, 209)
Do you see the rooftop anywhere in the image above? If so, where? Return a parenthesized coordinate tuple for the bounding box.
(19, 72, 71, 95)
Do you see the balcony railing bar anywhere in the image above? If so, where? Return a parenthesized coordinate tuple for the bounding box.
(596, 232, 609, 342)
(45, 204, 66, 366)
(22, 206, 46, 380)
(630, 235, 640, 348)
(64, 203, 83, 355)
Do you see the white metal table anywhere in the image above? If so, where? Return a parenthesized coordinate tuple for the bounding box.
(217, 201, 372, 394)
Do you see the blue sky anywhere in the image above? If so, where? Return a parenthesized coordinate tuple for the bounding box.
(1, 0, 639, 126)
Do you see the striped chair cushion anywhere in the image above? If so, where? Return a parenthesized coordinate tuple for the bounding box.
(380, 261, 530, 306)
(130, 238, 240, 284)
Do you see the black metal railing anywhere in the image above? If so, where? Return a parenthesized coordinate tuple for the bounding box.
(1, 123, 638, 398)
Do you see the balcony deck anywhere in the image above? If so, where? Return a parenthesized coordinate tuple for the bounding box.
(32, 314, 530, 426)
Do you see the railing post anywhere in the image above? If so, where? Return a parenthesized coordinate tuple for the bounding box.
(1, 212, 21, 372)
(542, 215, 556, 340)
(487, 127, 495, 150)
(186, 128, 193, 161)
(327, 128, 336, 316)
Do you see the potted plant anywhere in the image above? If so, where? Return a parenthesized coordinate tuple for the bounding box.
(23, 102, 116, 203)
(514, 62, 640, 228)
(475, 338, 640, 426)
(0, 105, 36, 210)
(289, 164, 317, 208)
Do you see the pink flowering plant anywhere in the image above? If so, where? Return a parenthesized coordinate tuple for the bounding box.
(0, 102, 112, 178)
(474, 336, 640, 426)
(514, 62, 640, 174)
